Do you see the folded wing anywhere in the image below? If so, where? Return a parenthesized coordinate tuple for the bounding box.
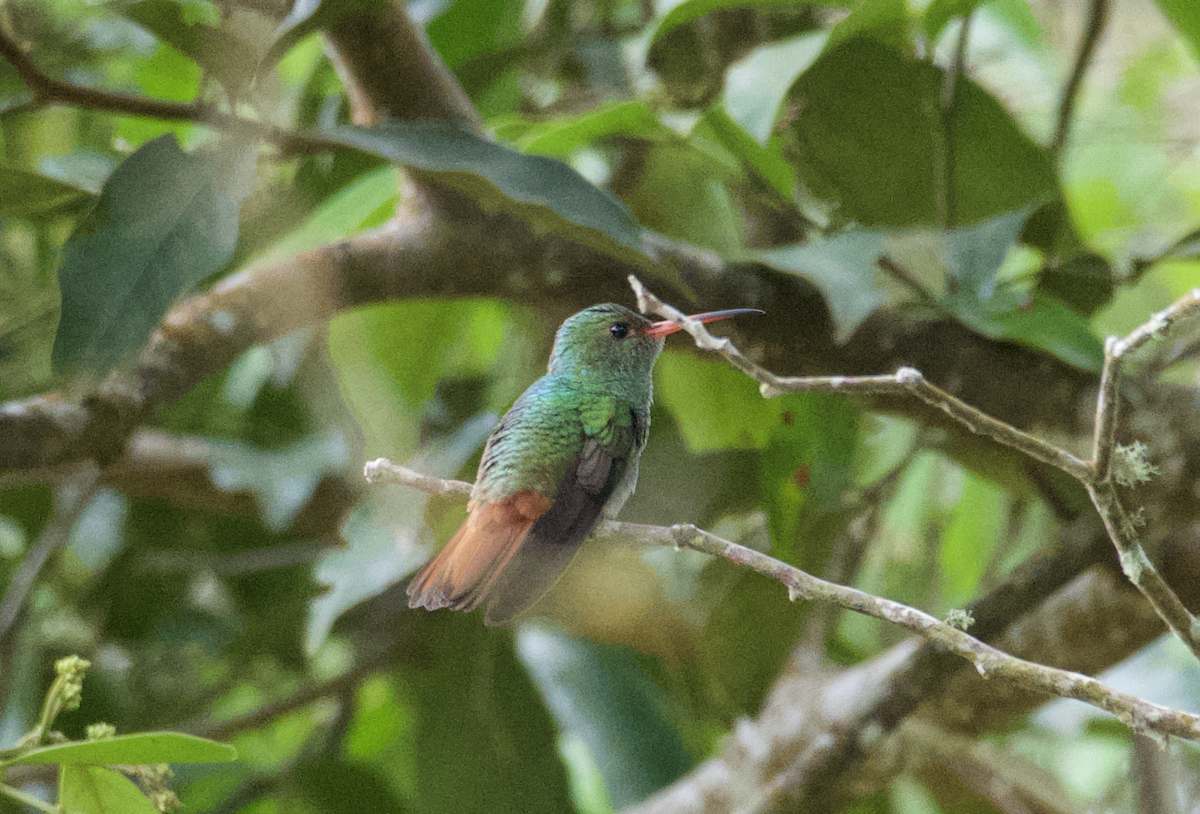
(407, 406, 643, 626)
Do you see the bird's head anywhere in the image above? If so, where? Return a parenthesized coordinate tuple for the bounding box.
(547, 303, 760, 388)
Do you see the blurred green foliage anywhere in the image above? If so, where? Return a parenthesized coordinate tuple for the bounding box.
(3, 0, 1200, 812)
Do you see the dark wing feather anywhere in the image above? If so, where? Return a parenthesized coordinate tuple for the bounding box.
(481, 410, 641, 626)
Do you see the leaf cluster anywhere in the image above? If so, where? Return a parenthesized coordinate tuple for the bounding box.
(2, 0, 1200, 812)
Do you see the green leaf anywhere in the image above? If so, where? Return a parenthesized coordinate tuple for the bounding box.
(264, 0, 329, 67)
(788, 38, 1055, 227)
(321, 121, 647, 265)
(52, 135, 255, 374)
(626, 144, 745, 251)
(511, 101, 668, 157)
(826, 0, 909, 51)
(517, 625, 693, 808)
(293, 757, 408, 813)
(749, 232, 890, 341)
(701, 568, 808, 713)
(0, 273, 59, 398)
(59, 765, 160, 814)
(940, 205, 1034, 300)
(253, 166, 400, 267)
(700, 107, 796, 200)
(7, 732, 237, 766)
(656, 352, 781, 451)
(125, 0, 259, 96)
(401, 614, 573, 814)
(1155, 0, 1200, 61)
(0, 168, 94, 218)
(939, 470, 1007, 607)
(759, 394, 858, 568)
(1035, 252, 1114, 317)
(721, 31, 827, 144)
(983, 292, 1105, 372)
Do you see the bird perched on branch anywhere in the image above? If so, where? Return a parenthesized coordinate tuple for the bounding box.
(407, 302, 760, 625)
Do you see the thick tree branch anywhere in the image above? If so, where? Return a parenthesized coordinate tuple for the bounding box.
(322, 1, 483, 130)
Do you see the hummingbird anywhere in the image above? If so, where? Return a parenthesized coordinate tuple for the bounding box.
(406, 302, 761, 626)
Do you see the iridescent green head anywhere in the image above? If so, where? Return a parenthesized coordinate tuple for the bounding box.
(546, 302, 763, 399)
(548, 304, 663, 395)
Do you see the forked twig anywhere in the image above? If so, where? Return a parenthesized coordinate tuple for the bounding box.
(631, 276, 1200, 662)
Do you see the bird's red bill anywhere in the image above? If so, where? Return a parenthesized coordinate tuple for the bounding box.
(644, 307, 763, 337)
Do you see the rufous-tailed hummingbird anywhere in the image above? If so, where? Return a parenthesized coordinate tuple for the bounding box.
(407, 302, 760, 626)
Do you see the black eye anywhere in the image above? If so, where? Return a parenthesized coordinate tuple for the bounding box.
(609, 322, 630, 340)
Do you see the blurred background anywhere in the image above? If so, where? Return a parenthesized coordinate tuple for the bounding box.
(2, 0, 1200, 812)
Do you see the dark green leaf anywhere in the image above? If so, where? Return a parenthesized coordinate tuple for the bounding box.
(517, 625, 693, 808)
(826, 0, 909, 51)
(7, 733, 237, 766)
(321, 121, 647, 265)
(701, 568, 808, 714)
(943, 289, 1104, 371)
(652, 0, 834, 42)
(985, 292, 1105, 372)
(427, 0, 522, 68)
(59, 765, 160, 814)
(125, 0, 259, 96)
(0, 168, 94, 218)
(401, 613, 573, 814)
(52, 135, 255, 374)
(1036, 252, 1115, 316)
(789, 39, 1055, 227)
(293, 758, 407, 813)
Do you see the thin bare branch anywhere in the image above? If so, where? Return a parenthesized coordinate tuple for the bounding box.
(936, 10, 973, 228)
(0, 466, 103, 714)
(1092, 335, 1121, 481)
(366, 459, 1200, 744)
(0, 466, 101, 639)
(1087, 482, 1200, 662)
(364, 457, 471, 497)
(1087, 288, 1200, 660)
(635, 277, 1200, 664)
(630, 275, 1094, 482)
(1051, 0, 1111, 162)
